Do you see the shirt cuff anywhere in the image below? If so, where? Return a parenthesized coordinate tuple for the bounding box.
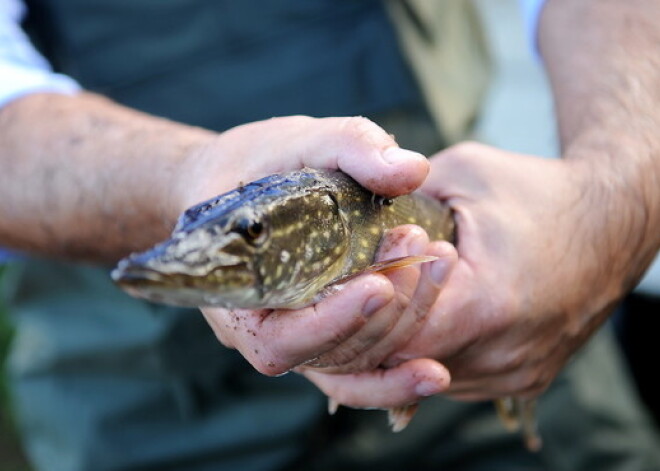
(518, 0, 547, 52)
(0, 62, 81, 108)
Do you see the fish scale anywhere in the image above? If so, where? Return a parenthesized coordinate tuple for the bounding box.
(112, 167, 541, 451)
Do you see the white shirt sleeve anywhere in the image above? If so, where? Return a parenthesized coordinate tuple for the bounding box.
(0, 0, 80, 109)
(518, 0, 547, 50)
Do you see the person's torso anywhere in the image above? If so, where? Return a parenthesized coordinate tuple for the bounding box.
(23, 0, 424, 130)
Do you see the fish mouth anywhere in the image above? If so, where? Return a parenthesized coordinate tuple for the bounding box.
(111, 257, 257, 306)
(111, 260, 251, 288)
(111, 260, 167, 287)
(111, 238, 259, 308)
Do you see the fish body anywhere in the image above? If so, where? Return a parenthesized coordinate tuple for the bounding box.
(112, 168, 454, 309)
(112, 167, 540, 451)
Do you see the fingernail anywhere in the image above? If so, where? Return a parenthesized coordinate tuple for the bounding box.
(415, 380, 442, 397)
(407, 232, 427, 256)
(430, 258, 451, 285)
(362, 293, 390, 317)
(382, 147, 426, 165)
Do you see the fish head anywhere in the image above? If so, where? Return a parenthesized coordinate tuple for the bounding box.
(111, 205, 266, 308)
(111, 189, 351, 309)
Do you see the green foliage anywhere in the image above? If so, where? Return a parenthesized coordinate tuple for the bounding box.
(1, 264, 10, 399)
(0, 265, 13, 404)
(0, 265, 32, 471)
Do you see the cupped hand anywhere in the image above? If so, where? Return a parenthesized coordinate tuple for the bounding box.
(297, 141, 627, 409)
(175, 116, 430, 211)
(302, 226, 456, 373)
(191, 116, 453, 377)
(291, 225, 456, 410)
(382, 142, 628, 401)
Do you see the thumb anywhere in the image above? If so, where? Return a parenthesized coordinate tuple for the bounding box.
(262, 116, 431, 197)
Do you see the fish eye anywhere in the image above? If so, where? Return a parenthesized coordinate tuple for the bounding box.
(232, 218, 265, 243)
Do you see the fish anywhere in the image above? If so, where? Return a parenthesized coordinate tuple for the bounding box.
(112, 168, 453, 309)
(111, 167, 541, 451)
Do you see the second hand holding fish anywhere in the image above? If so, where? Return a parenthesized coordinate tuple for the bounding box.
(113, 167, 540, 450)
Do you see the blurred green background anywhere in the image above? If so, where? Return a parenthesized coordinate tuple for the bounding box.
(0, 266, 31, 471)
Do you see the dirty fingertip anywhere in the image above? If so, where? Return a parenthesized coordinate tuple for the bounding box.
(366, 147, 429, 196)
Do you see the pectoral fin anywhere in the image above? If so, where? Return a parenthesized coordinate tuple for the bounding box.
(387, 403, 419, 432)
(325, 398, 420, 433)
(494, 398, 542, 451)
(328, 397, 340, 415)
(337, 256, 439, 287)
(366, 255, 439, 274)
(494, 397, 521, 431)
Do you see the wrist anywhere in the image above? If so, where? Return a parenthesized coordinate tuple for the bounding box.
(160, 131, 221, 222)
(563, 140, 660, 310)
(169, 130, 248, 219)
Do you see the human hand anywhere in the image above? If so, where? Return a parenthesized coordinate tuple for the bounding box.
(297, 141, 636, 410)
(291, 225, 456, 408)
(173, 116, 430, 211)
(191, 116, 454, 377)
(381, 142, 631, 401)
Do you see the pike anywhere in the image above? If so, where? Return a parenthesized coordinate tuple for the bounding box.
(112, 168, 541, 451)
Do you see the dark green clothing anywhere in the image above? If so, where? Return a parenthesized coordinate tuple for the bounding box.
(5, 1, 660, 470)
(5, 260, 660, 471)
(24, 0, 423, 131)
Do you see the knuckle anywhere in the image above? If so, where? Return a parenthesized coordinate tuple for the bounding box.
(339, 115, 375, 133)
(338, 116, 391, 145)
(410, 297, 433, 321)
(325, 325, 351, 350)
(304, 307, 359, 354)
(393, 290, 413, 314)
(314, 310, 362, 350)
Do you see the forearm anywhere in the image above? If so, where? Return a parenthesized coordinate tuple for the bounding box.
(0, 92, 215, 262)
(539, 0, 660, 294)
(0, 92, 429, 264)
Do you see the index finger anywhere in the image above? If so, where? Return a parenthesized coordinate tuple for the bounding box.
(202, 272, 395, 376)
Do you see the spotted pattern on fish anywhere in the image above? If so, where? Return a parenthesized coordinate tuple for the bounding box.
(112, 168, 453, 309)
